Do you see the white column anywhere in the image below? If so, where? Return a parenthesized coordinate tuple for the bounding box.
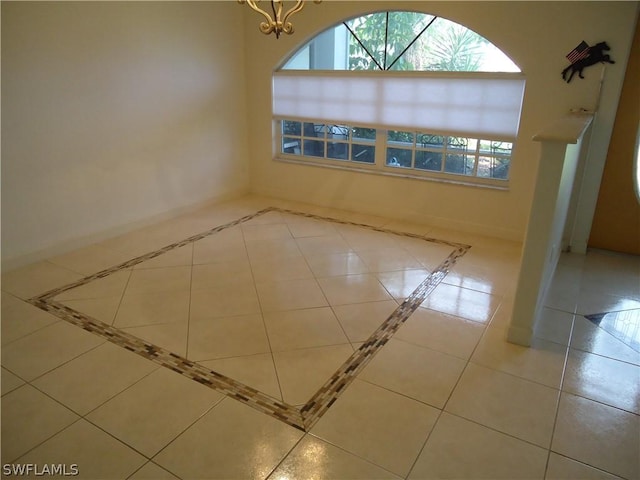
(508, 113, 593, 346)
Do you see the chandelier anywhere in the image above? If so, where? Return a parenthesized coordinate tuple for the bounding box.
(239, 0, 321, 39)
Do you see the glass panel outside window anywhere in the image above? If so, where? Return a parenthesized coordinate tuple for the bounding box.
(303, 140, 325, 157)
(328, 142, 349, 160)
(416, 151, 443, 171)
(387, 148, 412, 167)
(418, 133, 445, 149)
(352, 145, 375, 163)
(353, 127, 376, 142)
(477, 156, 510, 179)
(283, 120, 302, 136)
(445, 153, 476, 175)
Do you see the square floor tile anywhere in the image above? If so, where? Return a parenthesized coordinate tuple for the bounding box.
(192, 229, 248, 265)
(470, 325, 568, 388)
(570, 316, 640, 366)
(187, 313, 270, 361)
(249, 256, 315, 283)
(311, 379, 440, 477)
(87, 367, 224, 457)
(1, 385, 79, 463)
(124, 266, 192, 296)
(54, 269, 131, 301)
(304, 252, 370, 277)
(563, 349, 639, 414)
(1, 261, 83, 300)
(318, 274, 392, 306)
(133, 244, 194, 270)
(445, 363, 559, 448)
(545, 453, 622, 480)
(356, 247, 423, 273)
(376, 269, 432, 300)
(421, 283, 500, 324)
(273, 344, 354, 405)
(408, 412, 547, 479)
(360, 338, 466, 409)
(60, 296, 121, 325)
(1, 321, 105, 381)
(1, 367, 25, 396)
(191, 259, 254, 290)
(32, 342, 158, 415)
(200, 353, 282, 400)
(270, 434, 401, 479)
(17, 419, 147, 479)
(129, 462, 180, 479)
(534, 307, 575, 346)
(552, 393, 639, 480)
(121, 321, 189, 357)
(256, 278, 328, 312)
(154, 397, 303, 480)
(332, 300, 399, 344)
(190, 282, 261, 319)
(48, 244, 135, 276)
(263, 307, 349, 352)
(114, 290, 190, 328)
(1, 292, 60, 346)
(394, 308, 485, 360)
(296, 235, 353, 257)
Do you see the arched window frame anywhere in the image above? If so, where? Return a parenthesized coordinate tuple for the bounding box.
(272, 11, 525, 188)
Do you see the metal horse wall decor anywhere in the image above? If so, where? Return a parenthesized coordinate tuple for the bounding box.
(562, 41, 615, 83)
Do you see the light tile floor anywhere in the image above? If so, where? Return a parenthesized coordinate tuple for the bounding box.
(2, 196, 639, 479)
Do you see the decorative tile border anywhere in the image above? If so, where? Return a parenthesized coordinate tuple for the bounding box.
(28, 207, 470, 431)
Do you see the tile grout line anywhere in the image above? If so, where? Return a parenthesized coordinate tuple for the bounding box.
(299, 245, 469, 430)
(27, 207, 470, 432)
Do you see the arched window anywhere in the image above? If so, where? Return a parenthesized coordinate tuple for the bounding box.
(283, 12, 520, 72)
(274, 11, 524, 186)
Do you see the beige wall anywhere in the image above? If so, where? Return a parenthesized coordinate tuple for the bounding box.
(244, 1, 638, 240)
(1, 2, 249, 269)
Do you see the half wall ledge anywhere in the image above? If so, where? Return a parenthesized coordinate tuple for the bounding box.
(508, 112, 594, 346)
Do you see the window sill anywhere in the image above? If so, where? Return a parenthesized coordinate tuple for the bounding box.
(274, 156, 510, 191)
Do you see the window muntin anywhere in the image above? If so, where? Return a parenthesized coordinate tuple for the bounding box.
(281, 121, 376, 165)
(278, 119, 513, 184)
(282, 12, 520, 73)
(275, 11, 522, 188)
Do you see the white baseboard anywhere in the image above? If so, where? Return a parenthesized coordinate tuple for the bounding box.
(253, 186, 523, 242)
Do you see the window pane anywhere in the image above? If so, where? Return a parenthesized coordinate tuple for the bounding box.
(352, 145, 375, 163)
(303, 140, 325, 157)
(416, 151, 443, 171)
(386, 12, 436, 70)
(346, 14, 386, 70)
(387, 148, 412, 167)
(445, 153, 475, 175)
(447, 136, 476, 152)
(283, 120, 302, 136)
(353, 127, 376, 142)
(282, 137, 300, 154)
(303, 122, 321, 138)
(387, 130, 414, 146)
(417, 133, 444, 149)
(477, 156, 510, 179)
(328, 142, 349, 160)
(327, 124, 350, 139)
(479, 140, 512, 156)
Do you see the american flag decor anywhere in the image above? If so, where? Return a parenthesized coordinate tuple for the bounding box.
(566, 41, 591, 64)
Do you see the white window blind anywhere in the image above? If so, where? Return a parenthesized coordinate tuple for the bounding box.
(273, 72, 525, 139)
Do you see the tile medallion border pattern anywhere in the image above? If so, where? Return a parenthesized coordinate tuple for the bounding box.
(28, 207, 470, 431)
